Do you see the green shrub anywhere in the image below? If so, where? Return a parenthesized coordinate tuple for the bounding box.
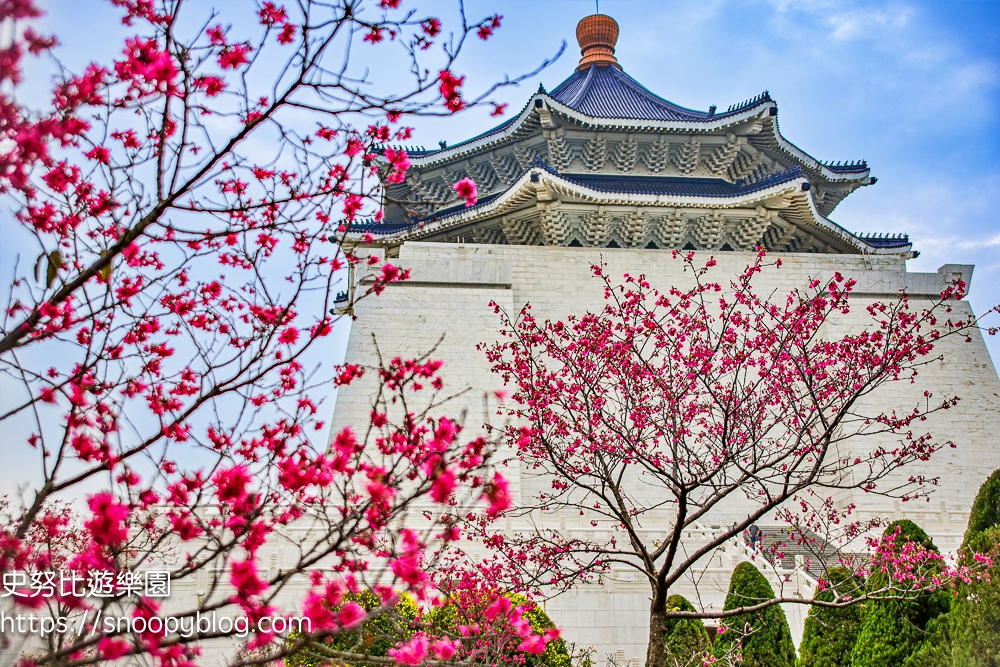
(662, 594, 710, 667)
(963, 469, 1000, 548)
(851, 520, 950, 667)
(883, 518, 937, 551)
(797, 567, 865, 667)
(947, 526, 1000, 667)
(285, 590, 419, 666)
(901, 612, 953, 667)
(712, 562, 795, 667)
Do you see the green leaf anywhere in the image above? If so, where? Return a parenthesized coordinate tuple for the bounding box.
(48, 250, 64, 270)
(39, 251, 65, 288)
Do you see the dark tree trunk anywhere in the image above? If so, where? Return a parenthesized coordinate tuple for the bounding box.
(646, 586, 668, 667)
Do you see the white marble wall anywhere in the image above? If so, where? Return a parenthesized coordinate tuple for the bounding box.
(329, 242, 1000, 664)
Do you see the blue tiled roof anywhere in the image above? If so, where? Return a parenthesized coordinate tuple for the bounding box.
(407, 115, 520, 158)
(408, 68, 772, 160)
(348, 221, 416, 236)
(549, 65, 768, 122)
(561, 166, 805, 198)
(821, 160, 869, 174)
(855, 233, 910, 249)
(349, 192, 508, 235)
(417, 191, 506, 223)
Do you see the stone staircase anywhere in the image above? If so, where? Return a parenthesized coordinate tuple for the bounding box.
(747, 524, 840, 574)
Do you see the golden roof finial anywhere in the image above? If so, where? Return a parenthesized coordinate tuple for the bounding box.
(575, 13, 620, 70)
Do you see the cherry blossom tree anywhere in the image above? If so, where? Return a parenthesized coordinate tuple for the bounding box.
(481, 251, 998, 667)
(0, 0, 562, 665)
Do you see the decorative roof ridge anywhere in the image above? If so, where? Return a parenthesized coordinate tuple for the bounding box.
(819, 159, 869, 173)
(726, 91, 772, 114)
(562, 64, 597, 108)
(855, 232, 911, 248)
(403, 90, 541, 159)
(404, 113, 521, 158)
(857, 232, 909, 239)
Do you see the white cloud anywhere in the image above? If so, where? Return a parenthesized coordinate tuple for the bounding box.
(826, 6, 912, 41)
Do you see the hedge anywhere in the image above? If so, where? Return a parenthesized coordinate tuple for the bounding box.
(712, 561, 795, 667)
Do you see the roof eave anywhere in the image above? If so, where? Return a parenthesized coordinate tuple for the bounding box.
(765, 116, 871, 184)
(407, 101, 539, 168)
(349, 167, 836, 243)
(798, 191, 911, 255)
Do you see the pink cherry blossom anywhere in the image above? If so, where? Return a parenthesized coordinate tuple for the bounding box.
(452, 177, 477, 206)
(388, 635, 428, 665)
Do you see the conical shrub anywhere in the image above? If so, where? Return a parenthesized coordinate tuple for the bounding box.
(963, 468, 1000, 548)
(798, 567, 865, 667)
(663, 594, 710, 667)
(712, 561, 795, 667)
(851, 520, 950, 667)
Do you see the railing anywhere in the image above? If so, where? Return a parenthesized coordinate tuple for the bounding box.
(685, 521, 819, 597)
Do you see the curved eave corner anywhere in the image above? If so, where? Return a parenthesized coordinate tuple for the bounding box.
(799, 191, 913, 256)
(853, 235, 915, 256)
(766, 116, 873, 185)
(802, 197, 910, 256)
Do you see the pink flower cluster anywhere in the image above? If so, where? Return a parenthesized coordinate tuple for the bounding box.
(452, 177, 478, 207)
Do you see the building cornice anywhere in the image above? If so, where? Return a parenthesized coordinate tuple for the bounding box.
(352, 165, 903, 255)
